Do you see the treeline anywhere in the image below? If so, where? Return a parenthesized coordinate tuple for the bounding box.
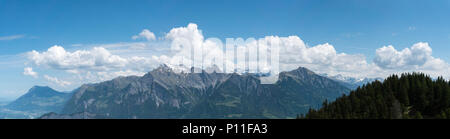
(300, 73, 450, 119)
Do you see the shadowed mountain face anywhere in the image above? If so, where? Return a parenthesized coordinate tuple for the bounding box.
(57, 65, 350, 119)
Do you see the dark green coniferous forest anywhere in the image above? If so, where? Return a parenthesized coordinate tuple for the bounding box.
(302, 73, 450, 119)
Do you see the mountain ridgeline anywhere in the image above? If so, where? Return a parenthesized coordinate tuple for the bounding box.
(302, 73, 450, 119)
(322, 74, 383, 90)
(0, 86, 72, 118)
(43, 65, 350, 119)
(5, 86, 72, 112)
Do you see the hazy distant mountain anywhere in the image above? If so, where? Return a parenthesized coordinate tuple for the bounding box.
(320, 73, 383, 89)
(0, 86, 72, 118)
(0, 98, 12, 106)
(50, 65, 350, 119)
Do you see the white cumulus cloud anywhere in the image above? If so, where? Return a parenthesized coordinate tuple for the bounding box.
(151, 23, 373, 78)
(132, 29, 156, 41)
(374, 42, 445, 70)
(27, 45, 128, 71)
(23, 67, 38, 78)
(26, 45, 161, 86)
(256, 35, 372, 77)
(373, 42, 449, 78)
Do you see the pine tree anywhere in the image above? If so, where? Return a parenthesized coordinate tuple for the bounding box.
(415, 111, 423, 119)
(301, 73, 450, 119)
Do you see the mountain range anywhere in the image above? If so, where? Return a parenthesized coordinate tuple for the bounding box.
(320, 73, 383, 89)
(39, 65, 351, 119)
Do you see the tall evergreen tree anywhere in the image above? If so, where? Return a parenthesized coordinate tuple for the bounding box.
(302, 73, 450, 119)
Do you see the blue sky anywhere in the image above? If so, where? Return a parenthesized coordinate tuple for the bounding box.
(0, 0, 449, 99)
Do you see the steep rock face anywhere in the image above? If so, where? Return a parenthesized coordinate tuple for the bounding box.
(61, 65, 229, 118)
(59, 66, 350, 119)
(188, 73, 275, 118)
